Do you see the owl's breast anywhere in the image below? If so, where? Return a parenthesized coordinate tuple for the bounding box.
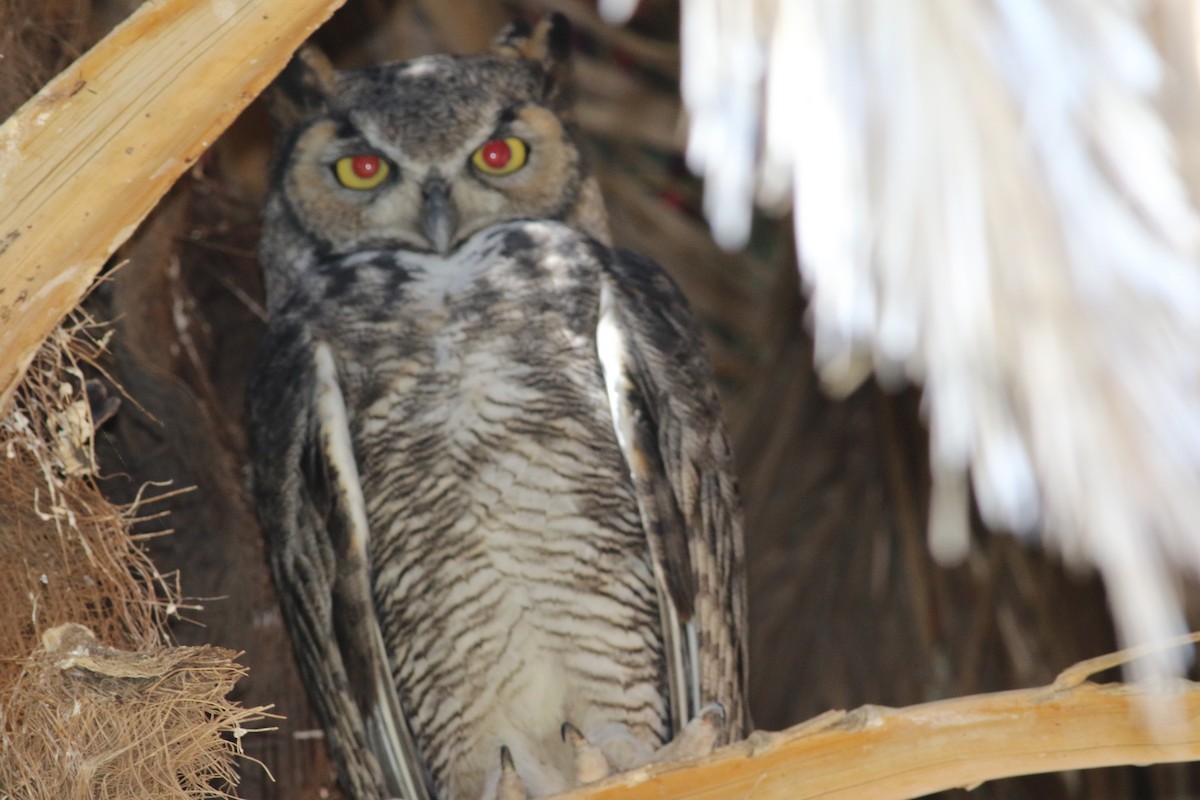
(315, 222, 668, 798)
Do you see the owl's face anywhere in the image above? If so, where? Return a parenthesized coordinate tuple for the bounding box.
(269, 17, 606, 259)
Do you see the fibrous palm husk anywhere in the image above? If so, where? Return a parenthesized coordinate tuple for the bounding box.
(1, 622, 270, 800)
(0, 314, 272, 799)
(0, 316, 165, 689)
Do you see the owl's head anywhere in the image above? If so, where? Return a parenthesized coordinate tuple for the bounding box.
(263, 14, 607, 274)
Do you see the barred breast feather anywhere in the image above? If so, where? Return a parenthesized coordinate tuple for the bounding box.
(247, 220, 747, 800)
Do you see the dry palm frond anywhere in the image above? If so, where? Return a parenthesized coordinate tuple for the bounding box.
(603, 0, 1200, 676)
(558, 634, 1200, 800)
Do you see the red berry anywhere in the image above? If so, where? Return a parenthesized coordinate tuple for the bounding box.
(480, 139, 512, 169)
(351, 155, 381, 179)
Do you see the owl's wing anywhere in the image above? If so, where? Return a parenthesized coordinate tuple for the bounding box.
(596, 249, 750, 739)
(248, 324, 433, 800)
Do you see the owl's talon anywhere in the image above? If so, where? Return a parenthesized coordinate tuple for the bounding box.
(700, 701, 726, 728)
(496, 745, 528, 800)
(561, 721, 613, 784)
(652, 702, 727, 763)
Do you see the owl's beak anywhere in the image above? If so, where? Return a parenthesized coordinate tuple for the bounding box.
(421, 177, 457, 255)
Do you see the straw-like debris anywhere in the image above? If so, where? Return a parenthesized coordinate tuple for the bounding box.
(0, 622, 272, 799)
(0, 318, 270, 798)
(0, 317, 168, 691)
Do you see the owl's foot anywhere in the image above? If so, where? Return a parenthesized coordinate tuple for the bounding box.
(650, 702, 726, 763)
(562, 721, 613, 783)
(491, 745, 529, 800)
(559, 702, 727, 789)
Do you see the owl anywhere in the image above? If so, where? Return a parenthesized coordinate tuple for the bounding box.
(246, 15, 748, 800)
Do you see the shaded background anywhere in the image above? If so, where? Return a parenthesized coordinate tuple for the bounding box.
(4, 0, 1193, 797)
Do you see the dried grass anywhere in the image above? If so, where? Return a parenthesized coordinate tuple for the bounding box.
(0, 317, 168, 691)
(0, 319, 271, 797)
(0, 622, 272, 800)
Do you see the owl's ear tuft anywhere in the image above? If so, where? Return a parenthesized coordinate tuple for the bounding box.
(537, 13, 573, 64)
(492, 13, 572, 101)
(268, 45, 337, 128)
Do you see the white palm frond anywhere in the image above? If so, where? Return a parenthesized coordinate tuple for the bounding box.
(601, 0, 1200, 675)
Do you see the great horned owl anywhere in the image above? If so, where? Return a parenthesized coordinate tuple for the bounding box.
(246, 15, 748, 800)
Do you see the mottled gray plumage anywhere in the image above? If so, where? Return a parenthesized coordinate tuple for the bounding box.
(247, 16, 747, 800)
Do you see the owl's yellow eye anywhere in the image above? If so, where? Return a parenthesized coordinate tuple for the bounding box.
(471, 138, 528, 176)
(335, 154, 390, 190)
